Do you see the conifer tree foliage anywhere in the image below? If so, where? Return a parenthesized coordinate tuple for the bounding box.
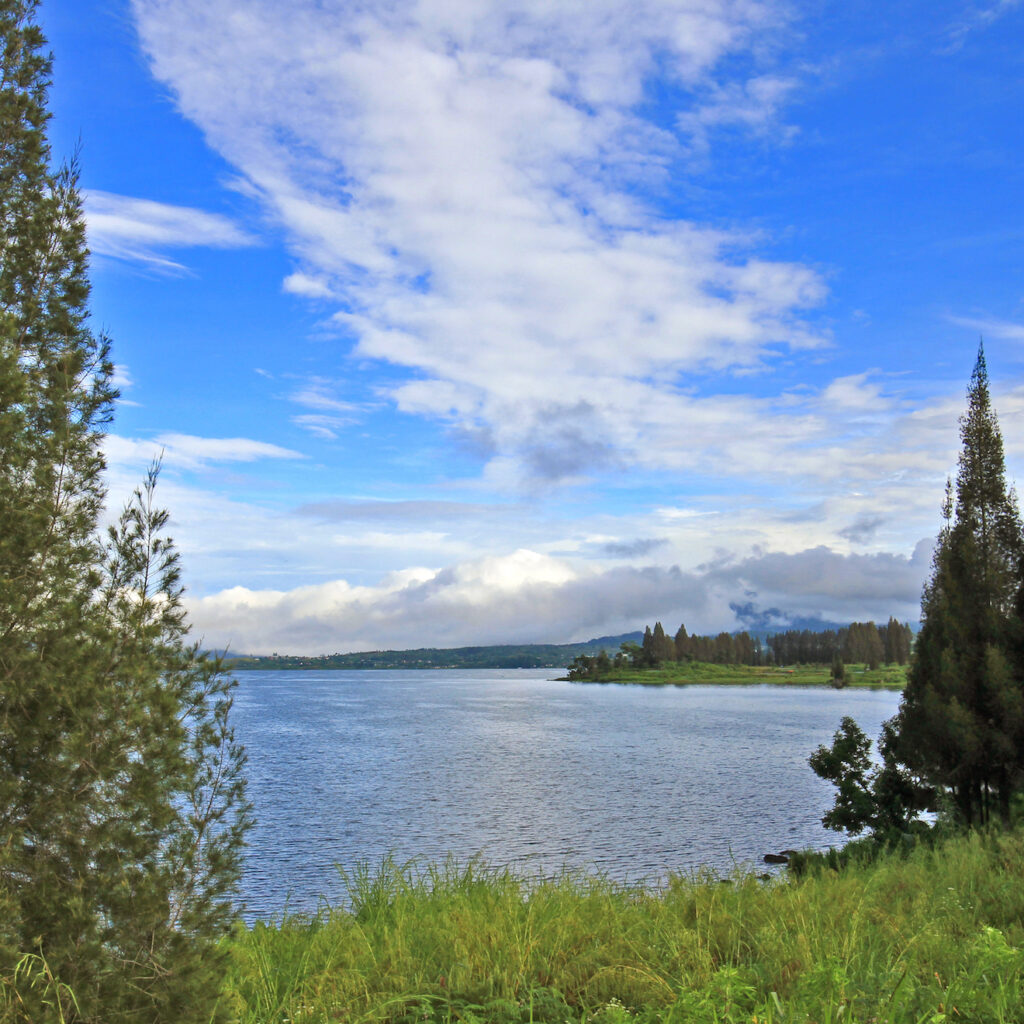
(0, 3, 250, 1021)
(893, 345, 1024, 826)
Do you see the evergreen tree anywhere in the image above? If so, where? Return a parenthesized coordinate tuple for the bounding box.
(673, 623, 690, 661)
(650, 621, 675, 663)
(893, 345, 1024, 825)
(883, 617, 897, 664)
(0, 4, 250, 1020)
(713, 631, 735, 664)
(639, 623, 656, 666)
(865, 622, 884, 671)
(734, 631, 754, 666)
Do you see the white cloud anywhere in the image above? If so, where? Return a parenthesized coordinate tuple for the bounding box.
(104, 432, 303, 471)
(944, 0, 1023, 50)
(186, 542, 929, 655)
(820, 372, 890, 413)
(287, 378, 361, 437)
(291, 414, 346, 440)
(946, 314, 1024, 343)
(110, 364, 142, 406)
(289, 380, 359, 414)
(96, 363, 1024, 652)
(677, 74, 800, 154)
(83, 190, 255, 269)
(282, 271, 335, 299)
(111, 363, 134, 389)
(96, 359, 1019, 617)
(130, 0, 825, 484)
(116, 0, 1024, 645)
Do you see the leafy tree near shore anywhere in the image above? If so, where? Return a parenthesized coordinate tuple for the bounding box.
(809, 717, 931, 837)
(830, 654, 845, 687)
(0, 3, 250, 1020)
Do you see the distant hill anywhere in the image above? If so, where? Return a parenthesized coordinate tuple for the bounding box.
(225, 632, 644, 671)
(728, 601, 919, 638)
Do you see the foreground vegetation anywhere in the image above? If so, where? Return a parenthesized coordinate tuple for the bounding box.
(565, 661, 908, 689)
(219, 828, 1024, 1024)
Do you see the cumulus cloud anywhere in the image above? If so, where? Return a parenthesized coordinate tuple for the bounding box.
(820, 372, 890, 413)
(282, 271, 335, 299)
(708, 543, 932, 611)
(130, 0, 828, 485)
(83, 190, 255, 270)
(186, 542, 930, 655)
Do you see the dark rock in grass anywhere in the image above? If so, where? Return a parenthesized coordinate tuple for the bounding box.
(763, 853, 789, 865)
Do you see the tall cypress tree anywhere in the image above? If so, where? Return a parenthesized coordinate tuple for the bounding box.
(893, 345, 1024, 825)
(0, 3, 250, 1020)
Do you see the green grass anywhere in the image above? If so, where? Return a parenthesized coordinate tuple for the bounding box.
(221, 828, 1024, 1023)
(567, 662, 908, 689)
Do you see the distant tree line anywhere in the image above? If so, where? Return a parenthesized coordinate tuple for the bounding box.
(765, 619, 912, 669)
(227, 633, 644, 671)
(567, 617, 913, 679)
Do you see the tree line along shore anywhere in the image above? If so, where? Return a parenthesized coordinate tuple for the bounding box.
(566, 618, 914, 686)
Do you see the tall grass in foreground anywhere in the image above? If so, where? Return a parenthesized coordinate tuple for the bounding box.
(222, 829, 1024, 1024)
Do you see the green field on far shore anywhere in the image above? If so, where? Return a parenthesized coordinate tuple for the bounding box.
(564, 661, 908, 689)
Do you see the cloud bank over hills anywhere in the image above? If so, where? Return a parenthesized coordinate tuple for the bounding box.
(187, 542, 930, 656)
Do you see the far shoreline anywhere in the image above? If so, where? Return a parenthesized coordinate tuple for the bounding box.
(560, 662, 907, 690)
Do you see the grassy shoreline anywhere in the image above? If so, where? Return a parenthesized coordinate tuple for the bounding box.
(222, 828, 1023, 1023)
(563, 662, 908, 690)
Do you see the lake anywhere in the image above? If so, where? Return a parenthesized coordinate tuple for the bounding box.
(231, 669, 902, 919)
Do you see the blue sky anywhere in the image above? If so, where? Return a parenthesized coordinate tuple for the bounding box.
(39, 0, 1024, 654)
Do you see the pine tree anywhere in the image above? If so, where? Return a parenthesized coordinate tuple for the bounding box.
(865, 622, 884, 672)
(0, 4, 250, 1020)
(883, 617, 897, 664)
(641, 624, 654, 666)
(651, 621, 675, 663)
(673, 623, 690, 661)
(893, 345, 1024, 825)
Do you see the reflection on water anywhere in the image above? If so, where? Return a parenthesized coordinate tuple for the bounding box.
(231, 669, 901, 918)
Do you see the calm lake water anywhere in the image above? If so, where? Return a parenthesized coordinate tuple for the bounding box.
(231, 669, 902, 919)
